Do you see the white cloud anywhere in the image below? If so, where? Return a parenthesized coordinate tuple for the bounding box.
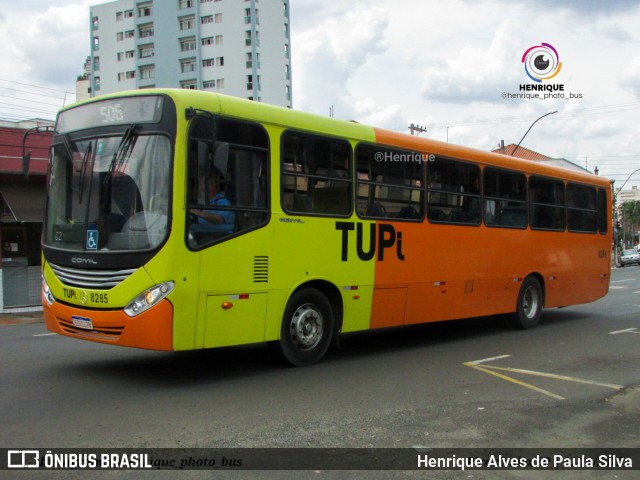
(13, 4, 88, 88)
(591, 22, 633, 42)
(420, 20, 524, 104)
(619, 55, 640, 98)
(0, 1, 101, 120)
(464, 0, 640, 15)
(352, 97, 405, 130)
(289, 1, 356, 32)
(292, 5, 390, 119)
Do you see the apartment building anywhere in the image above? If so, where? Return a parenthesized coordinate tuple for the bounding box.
(88, 0, 292, 107)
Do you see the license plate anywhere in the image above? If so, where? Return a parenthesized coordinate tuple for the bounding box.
(72, 315, 94, 330)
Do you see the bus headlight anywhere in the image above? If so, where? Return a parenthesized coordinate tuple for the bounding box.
(42, 277, 55, 306)
(124, 281, 174, 317)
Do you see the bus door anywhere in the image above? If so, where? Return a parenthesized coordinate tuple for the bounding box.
(186, 114, 271, 349)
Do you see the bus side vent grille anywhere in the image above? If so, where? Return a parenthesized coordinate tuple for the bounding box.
(253, 256, 269, 283)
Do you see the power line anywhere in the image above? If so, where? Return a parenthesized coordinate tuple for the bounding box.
(0, 86, 75, 103)
(0, 95, 64, 109)
(0, 110, 56, 122)
(0, 78, 76, 97)
(0, 79, 75, 121)
(0, 102, 58, 115)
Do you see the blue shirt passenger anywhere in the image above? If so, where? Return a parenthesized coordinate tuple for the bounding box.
(191, 178, 235, 234)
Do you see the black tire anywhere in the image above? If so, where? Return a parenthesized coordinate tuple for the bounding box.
(278, 288, 334, 366)
(508, 276, 543, 329)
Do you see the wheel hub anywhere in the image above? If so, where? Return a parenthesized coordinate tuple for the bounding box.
(523, 286, 540, 318)
(290, 303, 324, 351)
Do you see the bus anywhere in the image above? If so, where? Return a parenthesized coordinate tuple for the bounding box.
(41, 89, 612, 366)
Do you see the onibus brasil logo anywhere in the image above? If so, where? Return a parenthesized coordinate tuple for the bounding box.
(521, 42, 562, 82)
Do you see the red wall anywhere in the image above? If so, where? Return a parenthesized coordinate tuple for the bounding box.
(0, 127, 52, 175)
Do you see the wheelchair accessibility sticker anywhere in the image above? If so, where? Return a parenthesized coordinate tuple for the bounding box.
(86, 230, 99, 250)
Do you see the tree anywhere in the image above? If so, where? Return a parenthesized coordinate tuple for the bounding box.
(621, 200, 640, 247)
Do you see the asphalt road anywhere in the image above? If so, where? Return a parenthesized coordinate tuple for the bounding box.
(1, 267, 639, 480)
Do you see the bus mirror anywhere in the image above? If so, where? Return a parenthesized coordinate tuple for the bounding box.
(21, 125, 54, 179)
(22, 151, 32, 178)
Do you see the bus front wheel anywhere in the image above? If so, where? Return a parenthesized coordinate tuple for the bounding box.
(509, 276, 543, 329)
(278, 288, 334, 366)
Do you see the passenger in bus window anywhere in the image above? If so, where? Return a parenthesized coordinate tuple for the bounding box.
(190, 170, 235, 235)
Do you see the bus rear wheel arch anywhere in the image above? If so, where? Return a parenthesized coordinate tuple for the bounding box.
(508, 275, 545, 329)
(278, 287, 336, 366)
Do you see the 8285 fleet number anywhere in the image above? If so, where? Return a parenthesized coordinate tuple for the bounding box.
(90, 293, 109, 304)
(63, 289, 109, 304)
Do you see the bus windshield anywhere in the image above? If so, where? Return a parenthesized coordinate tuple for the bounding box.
(44, 131, 172, 252)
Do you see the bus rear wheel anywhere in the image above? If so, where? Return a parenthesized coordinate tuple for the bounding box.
(509, 276, 543, 329)
(279, 288, 334, 366)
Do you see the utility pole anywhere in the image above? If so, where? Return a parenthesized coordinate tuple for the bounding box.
(409, 123, 427, 136)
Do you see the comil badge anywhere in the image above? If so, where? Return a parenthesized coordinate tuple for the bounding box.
(522, 43, 562, 82)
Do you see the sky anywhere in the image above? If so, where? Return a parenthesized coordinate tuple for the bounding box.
(1, 0, 640, 188)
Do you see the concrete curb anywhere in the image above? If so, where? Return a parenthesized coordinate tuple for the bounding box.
(0, 312, 44, 326)
(607, 385, 640, 414)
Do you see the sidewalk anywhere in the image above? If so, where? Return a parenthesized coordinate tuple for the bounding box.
(0, 311, 44, 326)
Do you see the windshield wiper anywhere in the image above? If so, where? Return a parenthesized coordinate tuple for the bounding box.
(60, 133, 75, 167)
(78, 142, 93, 204)
(104, 125, 138, 186)
(59, 133, 79, 195)
(59, 133, 88, 202)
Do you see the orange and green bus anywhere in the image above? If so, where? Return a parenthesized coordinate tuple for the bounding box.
(42, 89, 612, 365)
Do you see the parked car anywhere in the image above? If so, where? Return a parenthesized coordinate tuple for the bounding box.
(620, 249, 640, 267)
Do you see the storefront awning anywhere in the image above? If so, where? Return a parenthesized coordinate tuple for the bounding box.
(0, 183, 46, 223)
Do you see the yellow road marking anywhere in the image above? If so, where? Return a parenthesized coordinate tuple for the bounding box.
(463, 357, 624, 401)
(482, 365, 624, 390)
(464, 362, 565, 400)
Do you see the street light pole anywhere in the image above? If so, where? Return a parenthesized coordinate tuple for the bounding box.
(616, 167, 640, 193)
(510, 110, 558, 157)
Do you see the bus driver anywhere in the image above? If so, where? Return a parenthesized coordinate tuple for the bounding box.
(190, 170, 235, 235)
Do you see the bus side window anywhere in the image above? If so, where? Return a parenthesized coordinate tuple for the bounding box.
(483, 167, 527, 229)
(529, 176, 565, 231)
(355, 144, 424, 221)
(427, 157, 480, 225)
(597, 188, 608, 234)
(281, 131, 352, 217)
(187, 115, 270, 249)
(567, 182, 597, 233)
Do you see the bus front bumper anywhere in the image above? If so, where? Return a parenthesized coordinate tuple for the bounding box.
(43, 297, 174, 351)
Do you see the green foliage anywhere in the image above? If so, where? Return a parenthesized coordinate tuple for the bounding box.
(620, 200, 640, 245)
